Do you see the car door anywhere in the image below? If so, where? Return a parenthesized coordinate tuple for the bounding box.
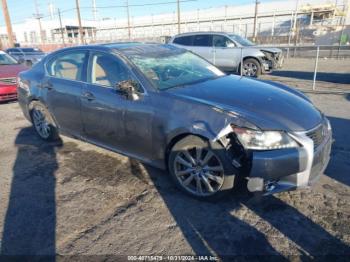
(44, 50, 88, 137)
(81, 51, 154, 159)
(212, 35, 241, 71)
(190, 34, 213, 62)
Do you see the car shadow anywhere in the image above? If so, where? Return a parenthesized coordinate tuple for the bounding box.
(271, 71, 350, 84)
(0, 127, 61, 260)
(2, 127, 350, 259)
(138, 160, 350, 259)
(324, 116, 350, 187)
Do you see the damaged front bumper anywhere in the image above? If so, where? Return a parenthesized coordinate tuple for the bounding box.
(247, 122, 332, 195)
(261, 52, 284, 73)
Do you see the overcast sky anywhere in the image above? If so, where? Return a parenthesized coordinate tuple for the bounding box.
(0, 0, 281, 25)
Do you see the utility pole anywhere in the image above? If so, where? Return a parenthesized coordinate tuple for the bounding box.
(48, 1, 54, 20)
(126, 0, 131, 40)
(1, 0, 15, 47)
(75, 0, 85, 44)
(58, 8, 65, 46)
(252, 0, 259, 41)
(34, 0, 45, 44)
(177, 0, 181, 34)
(92, 0, 97, 21)
(292, 0, 299, 42)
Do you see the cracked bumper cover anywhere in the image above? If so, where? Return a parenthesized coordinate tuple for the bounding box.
(247, 129, 332, 194)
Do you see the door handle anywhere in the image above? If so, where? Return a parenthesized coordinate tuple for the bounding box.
(82, 92, 95, 101)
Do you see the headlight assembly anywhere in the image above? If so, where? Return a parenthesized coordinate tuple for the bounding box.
(231, 125, 299, 150)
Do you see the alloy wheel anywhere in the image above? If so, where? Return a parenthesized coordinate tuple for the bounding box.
(243, 62, 258, 77)
(32, 108, 51, 139)
(173, 147, 225, 196)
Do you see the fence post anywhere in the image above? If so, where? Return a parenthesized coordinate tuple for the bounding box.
(240, 47, 243, 77)
(213, 47, 216, 65)
(312, 46, 320, 91)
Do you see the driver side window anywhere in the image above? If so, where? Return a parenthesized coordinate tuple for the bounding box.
(89, 52, 141, 91)
(213, 35, 235, 48)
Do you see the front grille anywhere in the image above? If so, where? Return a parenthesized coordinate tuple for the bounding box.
(306, 122, 328, 149)
(0, 93, 17, 101)
(0, 77, 16, 85)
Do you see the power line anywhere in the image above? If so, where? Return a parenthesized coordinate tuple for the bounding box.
(79, 0, 197, 9)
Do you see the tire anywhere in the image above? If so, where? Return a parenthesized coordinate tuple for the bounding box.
(242, 58, 261, 77)
(168, 135, 237, 200)
(30, 101, 59, 141)
(26, 60, 33, 67)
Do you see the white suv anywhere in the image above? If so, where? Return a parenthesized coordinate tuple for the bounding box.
(170, 32, 283, 77)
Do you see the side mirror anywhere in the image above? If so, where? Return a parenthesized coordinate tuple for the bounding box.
(116, 80, 140, 100)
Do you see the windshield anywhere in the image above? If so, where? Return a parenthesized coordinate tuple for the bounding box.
(129, 51, 225, 90)
(228, 34, 256, 46)
(0, 52, 18, 65)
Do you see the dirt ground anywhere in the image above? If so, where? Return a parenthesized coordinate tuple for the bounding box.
(261, 58, 350, 92)
(0, 60, 350, 260)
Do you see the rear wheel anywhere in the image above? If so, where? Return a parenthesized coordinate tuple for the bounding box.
(30, 101, 59, 141)
(242, 58, 261, 77)
(168, 135, 236, 200)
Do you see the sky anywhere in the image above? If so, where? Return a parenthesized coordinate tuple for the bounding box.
(0, 0, 271, 25)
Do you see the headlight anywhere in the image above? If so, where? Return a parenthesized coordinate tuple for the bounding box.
(231, 125, 299, 150)
(261, 51, 274, 60)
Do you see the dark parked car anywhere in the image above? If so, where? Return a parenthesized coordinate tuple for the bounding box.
(17, 43, 332, 199)
(6, 47, 46, 67)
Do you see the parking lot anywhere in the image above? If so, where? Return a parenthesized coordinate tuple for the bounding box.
(0, 58, 349, 259)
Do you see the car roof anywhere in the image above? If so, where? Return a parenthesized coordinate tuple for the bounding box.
(173, 31, 231, 38)
(52, 43, 185, 58)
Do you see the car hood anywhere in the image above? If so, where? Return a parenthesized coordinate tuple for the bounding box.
(0, 64, 27, 78)
(167, 75, 322, 132)
(256, 46, 282, 54)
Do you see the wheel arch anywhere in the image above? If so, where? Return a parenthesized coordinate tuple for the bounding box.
(237, 56, 262, 74)
(164, 132, 212, 170)
(28, 99, 59, 129)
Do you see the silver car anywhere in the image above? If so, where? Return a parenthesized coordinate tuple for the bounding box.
(170, 32, 283, 77)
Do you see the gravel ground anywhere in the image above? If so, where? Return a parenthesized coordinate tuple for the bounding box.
(261, 58, 350, 92)
(0, 69, 350, 260)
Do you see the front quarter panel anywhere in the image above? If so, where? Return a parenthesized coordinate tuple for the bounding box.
(151, 91, 239, 165)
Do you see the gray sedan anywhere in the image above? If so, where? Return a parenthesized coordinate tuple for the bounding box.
(17, 43, 331, 200)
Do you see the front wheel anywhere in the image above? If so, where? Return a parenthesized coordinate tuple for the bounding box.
(242, 58, 261, 77)
(30, 101, 59, 141)
(168, 135, 236, 200)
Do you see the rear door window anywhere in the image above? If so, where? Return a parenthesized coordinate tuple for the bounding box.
(193, 35, 213, 47)
(173, 36, 193, 46)
(47, 51, 88, 81)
